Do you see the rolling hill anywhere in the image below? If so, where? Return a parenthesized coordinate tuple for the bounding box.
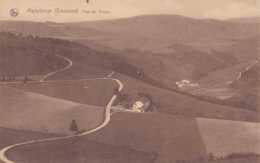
(1, 15, 260, 163)
(115, 73, 260, 122)
(1, 15, 259, 87)
(1, 15, 258, 50)
(0, 31, 108, 79)
(1, 15, 260, 116)
(0, 32, 67, 77)
(0, 31, 144, 82)
(1, 28, 259, 119)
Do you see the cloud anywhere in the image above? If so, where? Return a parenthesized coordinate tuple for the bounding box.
(203, 1, 259, 19)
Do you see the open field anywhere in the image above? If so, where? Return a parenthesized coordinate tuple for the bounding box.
(87, 112, 207, 163)
(0, 127, 58, 149)
(0, 86, 104, 134)
(4, 112, 260, 163)
(197, 118, 260, 157)
(208, 158, 260, 163)
(176, 154, 260, 163)
(7, 79, 117, 106)
(115, 73, 260, 122)
(4, 112, 206, 163)
(7, 135, 154, 163)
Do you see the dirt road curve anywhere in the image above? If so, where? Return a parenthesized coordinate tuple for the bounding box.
(40, 54, 73, 82)
(0, 52, 124, 163)
(0, 78, 123, 163)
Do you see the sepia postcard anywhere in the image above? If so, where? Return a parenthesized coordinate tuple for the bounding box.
(0, 0, 260, 163)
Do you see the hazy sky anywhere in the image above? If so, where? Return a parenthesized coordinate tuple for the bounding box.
(0, 0, 259, 22)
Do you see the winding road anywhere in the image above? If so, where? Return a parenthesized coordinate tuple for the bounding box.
(39, 54, 73, 82)
(0, 54, 124, 163)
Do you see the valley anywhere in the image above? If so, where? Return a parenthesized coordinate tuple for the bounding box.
(0, 14, 260, 163)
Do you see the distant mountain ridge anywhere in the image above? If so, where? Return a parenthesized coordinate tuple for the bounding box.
(227, 16, 260, 23)
(1, 14, 259, 44)
(0, 14, 259, 99)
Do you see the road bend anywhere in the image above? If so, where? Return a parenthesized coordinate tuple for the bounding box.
(0, 78, 123, 163)
(39, 54, 73, 82)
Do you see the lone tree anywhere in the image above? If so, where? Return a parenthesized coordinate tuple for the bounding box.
(70, 119, 79, 133)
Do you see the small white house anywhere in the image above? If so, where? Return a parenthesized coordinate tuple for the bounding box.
(132, 101, 145, 112)
(176, 79, 199, 88)
(131, 96, 151, 113)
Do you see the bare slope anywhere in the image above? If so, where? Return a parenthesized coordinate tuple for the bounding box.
(0, 86, 104, 134)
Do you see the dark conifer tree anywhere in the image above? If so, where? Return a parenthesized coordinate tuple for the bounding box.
(70, 119, 79, 133)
